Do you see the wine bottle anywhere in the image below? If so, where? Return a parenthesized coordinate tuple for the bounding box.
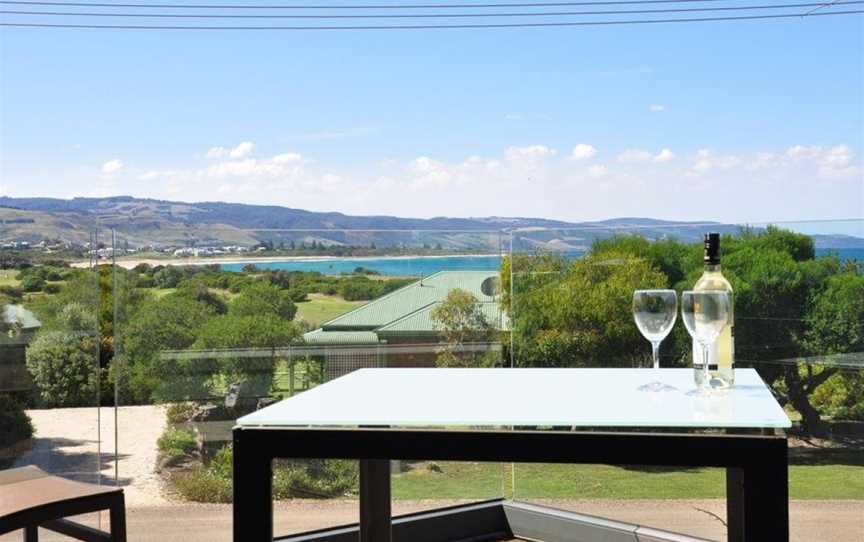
(692, 233, 735, 387)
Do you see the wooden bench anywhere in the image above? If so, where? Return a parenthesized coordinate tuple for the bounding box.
(0, 466, 126, 542)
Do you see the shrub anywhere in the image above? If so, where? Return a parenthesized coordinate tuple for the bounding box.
(26, 330, 101, 408)
(20, 275, 46, 292)
(43, 283, 62, 294)
(157, 427, 197, 459)
(174, 470, 233, 503)
(0, 395, 35, 468)
(172, 445, 357, 503)
(165, 402, 199, 424)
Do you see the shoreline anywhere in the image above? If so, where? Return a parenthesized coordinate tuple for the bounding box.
(72, 253, 503, 270)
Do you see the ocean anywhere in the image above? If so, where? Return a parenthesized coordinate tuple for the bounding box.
(220, 248, 864, 277)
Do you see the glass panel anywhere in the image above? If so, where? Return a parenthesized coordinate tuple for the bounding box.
(110, 227, 508, 539)
(0, 226, 104, 540)
(509, 219, 864, 541)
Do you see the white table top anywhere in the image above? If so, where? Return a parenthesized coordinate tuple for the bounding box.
(237, 368, 791, 429)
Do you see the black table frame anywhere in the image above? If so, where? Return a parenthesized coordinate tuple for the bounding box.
(233, 426, 788, 542)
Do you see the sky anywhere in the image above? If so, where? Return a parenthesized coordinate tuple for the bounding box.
(0, 9, 862, 225)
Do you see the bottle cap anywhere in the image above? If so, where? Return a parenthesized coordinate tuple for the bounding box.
(704, 233, 720, 264)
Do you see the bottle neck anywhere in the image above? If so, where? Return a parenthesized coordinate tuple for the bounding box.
(703, 263, 722, 273)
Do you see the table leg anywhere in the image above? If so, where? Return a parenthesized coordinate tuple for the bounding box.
(110, 493, 127, 542)
(233, 429, 273, 542)
(359, 459, 391, 542)
(726, 467, 744, 542)
(740, 460, 789, 542)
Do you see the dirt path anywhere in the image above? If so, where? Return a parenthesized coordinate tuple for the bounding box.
(13, 405, 168, 506)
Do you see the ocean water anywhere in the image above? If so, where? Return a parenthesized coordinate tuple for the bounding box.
(815, 248, 864, 262)
(221, 254, 504, 276)
(220, 248, 863, 277)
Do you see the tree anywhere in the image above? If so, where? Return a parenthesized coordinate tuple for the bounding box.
(230, 281, 297, 321)
(153, 266, 184, 288)
(20, 274, 46, 292)
(192, 314, 301, 399)
(26, 303, 101, 407)
(431, 289, 495, 367)
(175, 280, 228, 314)
(791, 272, 864, 431)
(507, 251, 667, 369)
(117, 294, 217, 403)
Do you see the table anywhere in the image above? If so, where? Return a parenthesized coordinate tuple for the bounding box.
(234, 368, 791, 542)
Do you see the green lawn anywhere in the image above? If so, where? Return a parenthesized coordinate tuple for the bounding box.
(295, 294, 365, 327)
(391, 453, 864, 500)
(0, 270, 20, 287)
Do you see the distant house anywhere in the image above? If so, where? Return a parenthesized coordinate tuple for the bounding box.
(1, 305, 42, 392)
(303, 271, 506, 379)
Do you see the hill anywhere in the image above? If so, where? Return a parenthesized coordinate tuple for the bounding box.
(1, 196, 860, 250)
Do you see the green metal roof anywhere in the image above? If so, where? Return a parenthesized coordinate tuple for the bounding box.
(377, 302, 505, 335)
(3, 305, 41, 330)
(321, 270, 499, 331)
(302, 330, 381, 345)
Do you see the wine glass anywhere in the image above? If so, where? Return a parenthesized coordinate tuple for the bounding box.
(632, 289, 678, 392)
(681, 290, 731, 391)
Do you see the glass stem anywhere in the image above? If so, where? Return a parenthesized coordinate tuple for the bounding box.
(651, 342, 660, 370)
(702, 344, 711, 389)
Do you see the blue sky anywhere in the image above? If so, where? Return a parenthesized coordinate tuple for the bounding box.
(1, 11, 862, 224)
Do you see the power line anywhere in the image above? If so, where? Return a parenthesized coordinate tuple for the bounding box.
(0, 0, 806, 9)
(0, 8, 860, 27)
(803, 0, 840, 13)
(2, 1, 857, 17)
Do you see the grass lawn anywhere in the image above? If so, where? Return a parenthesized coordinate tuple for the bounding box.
(295, 294, 365, 327)
(0, 270, 20, 287)
(392, 453, 864, 500)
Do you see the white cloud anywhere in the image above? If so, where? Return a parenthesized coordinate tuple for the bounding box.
(206, 141, 256, 160)
(205, 146, 228, 159)
(617, 148, 675, 164)
(654, 148, 675, 163)
(229, 141, 255, 159)
(100, 159, 124, 175)
(649, 104, 666, 113)
(571, 144, 598, 160)
(689, 149, 741, 175)
(505, 145, 557, 162)
(120, 140, 861, 223)
(588, 164, 608, 178)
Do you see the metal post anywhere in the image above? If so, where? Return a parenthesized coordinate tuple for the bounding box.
(233, 429, 273, 542)
(741, 458, 789, 541)
(359, 459, 391, 542)
(726, 467, 744, 542)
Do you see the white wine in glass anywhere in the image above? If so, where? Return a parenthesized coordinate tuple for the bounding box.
(681, 290, 732, 392)
(632, 289, 678, 392)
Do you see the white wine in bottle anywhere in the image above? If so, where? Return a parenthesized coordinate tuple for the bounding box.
(692, 233, 735, 388)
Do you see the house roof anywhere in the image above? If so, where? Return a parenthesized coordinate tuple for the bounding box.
(377, 302, 504, 335)
(303, 270, 504, 345)
(3, 305, 41, 330)
(302, 330, 381, 345)
(321, 270, 499, 331)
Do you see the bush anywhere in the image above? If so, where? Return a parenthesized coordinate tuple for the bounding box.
(0, 395, 35, 468)
(26, 330, 101, 408)
(20, 274, 46, 292)
(172, 445, 357, 503)
(0, 285, 23, 301)
(174, 470, 233, 503)
(165, 402, 199, 424)
(43, 283, 62, 294)
(157, 427, 197, 459)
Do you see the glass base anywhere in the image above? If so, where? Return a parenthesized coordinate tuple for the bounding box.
(637, 380, 678, 392)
